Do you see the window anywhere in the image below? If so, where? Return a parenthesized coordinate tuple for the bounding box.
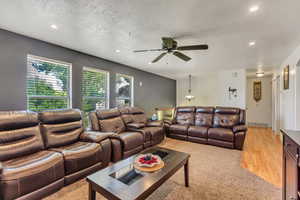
(82, 67, 109, 124)
(116, 73, 134, 107)
(26, 55, 72, 111)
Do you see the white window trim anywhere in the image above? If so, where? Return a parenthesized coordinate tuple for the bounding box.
(27, 55, 72, 110)
(82, 66, 110, 109)
(116, 73, 134, 107)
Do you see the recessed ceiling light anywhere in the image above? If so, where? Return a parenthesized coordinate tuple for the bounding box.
(256, 71, 264, 77)
(50, 24, 58, 30)
(249, 41, 256, 47)
(115, 49, 121, 53)
(148, 62, 152, 65)
(249, 5, 259, 13)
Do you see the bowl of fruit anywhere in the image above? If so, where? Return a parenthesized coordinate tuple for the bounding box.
(135, 153, 162, 168)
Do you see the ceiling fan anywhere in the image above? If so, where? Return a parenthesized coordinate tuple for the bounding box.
(133, 37, 208, 63)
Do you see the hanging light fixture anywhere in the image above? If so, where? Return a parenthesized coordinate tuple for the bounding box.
(185, 74, 195, 101)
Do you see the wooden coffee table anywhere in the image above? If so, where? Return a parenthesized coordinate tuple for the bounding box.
(86, 147, 190, 200)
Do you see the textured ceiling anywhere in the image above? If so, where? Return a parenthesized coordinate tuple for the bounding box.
(0, 0, 300, 79)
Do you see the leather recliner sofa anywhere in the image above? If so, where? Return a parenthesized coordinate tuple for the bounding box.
(165, 106, 247, 150)
(121, 107, 164, 147)
(89, 107, 165, 162)
(0, 109, 111, 200)
(39, 109, 111, 185)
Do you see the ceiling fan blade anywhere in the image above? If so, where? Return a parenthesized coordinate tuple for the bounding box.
(177, 44, 208, 51)
(152, 52, 167, 63)
(173, 51, 191, 62)
(133, 49, 164, 53)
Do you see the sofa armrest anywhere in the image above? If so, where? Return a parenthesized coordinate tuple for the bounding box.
(147, 121, 163, 127)
(127, 123, 145, 129)
(233, 125, 247, 133)
(164, 119, 174, 125)
(80, 131, 115, 143)
(0, 162, 3, 174)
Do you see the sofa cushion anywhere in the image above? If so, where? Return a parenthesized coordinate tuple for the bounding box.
(195, 107, 214, 127)
(188, 126, 208, 138)
(128, 107, 147, 124)
(0, 111, 44, 161)
(39, 109, 83, 148)
(0, 151, 64, 200)
(96, 109, 120, 119)
(40, 120, 83, 148)
(38, 109, 82, 124)
(175, 107, 195, 125)
(99, 117, 126, 133)
(143, 127, 164, 141)
(169, 124, 189, 135)
(119, 107, 134, 124)
(118, 131, 144, 151)
(51, 142, 102, 175)
(208, 128, 234, 142)
(127, 123, 145, 129)
(213, 107, 240, 128)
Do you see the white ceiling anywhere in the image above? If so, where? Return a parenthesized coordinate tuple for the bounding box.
(0, 0, 300, 79)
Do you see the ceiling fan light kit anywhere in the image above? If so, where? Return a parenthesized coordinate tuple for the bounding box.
(134, 37, 208, 63)
(185, 75, 195, 101)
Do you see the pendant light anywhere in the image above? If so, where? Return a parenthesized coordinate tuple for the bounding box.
(185, 75, 195, 101)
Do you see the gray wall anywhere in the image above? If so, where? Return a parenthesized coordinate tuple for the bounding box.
(0, 29, 176, 115)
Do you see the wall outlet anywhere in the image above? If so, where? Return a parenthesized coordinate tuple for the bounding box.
(139, 81, 143, 87)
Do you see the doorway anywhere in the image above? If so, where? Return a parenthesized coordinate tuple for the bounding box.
(246, 75, 273, 128)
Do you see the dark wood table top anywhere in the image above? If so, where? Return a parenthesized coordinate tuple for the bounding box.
(86, 147, 190, 200)
(281, 129, 300, 145)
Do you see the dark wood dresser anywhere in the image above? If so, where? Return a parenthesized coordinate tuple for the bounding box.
(282, 129, 300, 200)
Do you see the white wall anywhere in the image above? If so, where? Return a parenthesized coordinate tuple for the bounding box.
(246, 76, 272, 127)
(275, 44, 300, 130)
(176, 69, 246, 109)
(217, 69, 246, 109)
(176, 74, 218, 106)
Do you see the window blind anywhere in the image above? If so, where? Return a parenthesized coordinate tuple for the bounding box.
(26, 55, 71, 111)
(82, 67, 109, 114)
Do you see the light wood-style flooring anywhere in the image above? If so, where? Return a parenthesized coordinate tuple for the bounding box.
(241, 127, 282, 188)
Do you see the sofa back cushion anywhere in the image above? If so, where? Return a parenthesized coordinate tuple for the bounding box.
(195, 107, 214, 127)
(0, 111, 44, 161)
(39, 109, 83, 148)
(97, 109, 126, 133)
(119, 107, 134, 125)
(128, 107, 147, 124)
(213, 107, 240, 128)
(175, 107, 195, 125)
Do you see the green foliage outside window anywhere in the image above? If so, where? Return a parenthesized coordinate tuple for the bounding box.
(27, 58, 70, 111)
(82, 69, 108, 127)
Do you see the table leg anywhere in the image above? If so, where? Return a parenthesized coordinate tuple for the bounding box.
(184, 159, 189, 187)
(89, 183, 96, 200)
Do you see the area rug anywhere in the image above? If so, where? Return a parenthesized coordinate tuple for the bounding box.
(45, 138, 281, 200)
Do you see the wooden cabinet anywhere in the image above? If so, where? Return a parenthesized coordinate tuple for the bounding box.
(282, 130, 300, 200)
(284, 150, 298, 200)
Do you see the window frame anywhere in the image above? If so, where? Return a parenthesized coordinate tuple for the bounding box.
(115, 73, 134, 107)
(82, 66, 110, 110)
(26, 54, 72, 110)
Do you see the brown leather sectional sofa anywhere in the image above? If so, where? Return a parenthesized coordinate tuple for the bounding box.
(0, 109, 111, 200)
(165, 106, 247, 150)
(89, 107, 165, 162)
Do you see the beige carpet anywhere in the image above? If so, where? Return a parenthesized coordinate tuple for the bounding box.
(45, 138, 281, 200)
